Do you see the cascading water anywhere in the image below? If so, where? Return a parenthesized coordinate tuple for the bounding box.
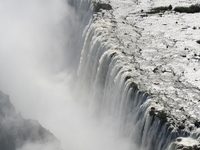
(77, 1, 200, 150)
(78, 31, 176, 149)
(1, 0, 200, 150)
(0, 0, 132, 150)
(58, 0, 93, 74)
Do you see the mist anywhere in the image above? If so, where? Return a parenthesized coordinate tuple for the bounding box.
(0, 0, 132, 150)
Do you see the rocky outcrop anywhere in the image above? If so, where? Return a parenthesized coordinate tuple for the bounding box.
(0, 91, 60, 150)
(92, 2, 112, 12)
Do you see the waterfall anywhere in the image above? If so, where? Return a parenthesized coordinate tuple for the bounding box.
(76, 1, 200, 150)
(62, 0, 93, 74)
(0, 0, 199, 150)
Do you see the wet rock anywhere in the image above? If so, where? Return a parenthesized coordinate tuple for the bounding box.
(177, 137, 182, 142)
(178, 124, 185, 130)
(92, 2, 112, 12)
(194, 120, 200, 128)
(149, 107, 155, 116)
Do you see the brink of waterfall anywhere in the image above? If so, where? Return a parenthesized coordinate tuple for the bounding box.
(77, 0, 200, 149)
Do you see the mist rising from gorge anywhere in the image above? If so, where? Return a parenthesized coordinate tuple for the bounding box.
(0, 0, 132, 150)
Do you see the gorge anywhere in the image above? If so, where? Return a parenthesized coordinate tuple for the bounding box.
(0, 0, 200, 150)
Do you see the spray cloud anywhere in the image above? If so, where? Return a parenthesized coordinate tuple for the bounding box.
(0, 0, 132, 150)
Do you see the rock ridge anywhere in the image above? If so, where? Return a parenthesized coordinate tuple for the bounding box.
(0, 91, 60, 150)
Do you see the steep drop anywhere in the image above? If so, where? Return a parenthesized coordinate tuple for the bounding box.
(77, 0, 200, 150)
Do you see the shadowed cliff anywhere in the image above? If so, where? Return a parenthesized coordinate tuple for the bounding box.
(0, 91, 60, 150)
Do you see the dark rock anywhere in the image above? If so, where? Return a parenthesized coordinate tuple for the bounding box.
(178, 124, 185, 130)
(177, 144, 183, 149)
(92, 2, 112, 12)
(176, 137, 182, 142)
(148, 5, 172, 14)
(174, 4, 200, 13)
(129, 82, 138, 89)
(149, 107, 156, 116)
(196, 40, 200, 44)
(125, 76, 132, 81)
(110, 52, 117, 59)
(194, 120, 200, 128)
(153, 67, 159, 73)
(0, 91, 60, 150)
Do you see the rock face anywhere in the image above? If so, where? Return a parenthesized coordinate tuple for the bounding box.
(0, 91, 60, 150)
